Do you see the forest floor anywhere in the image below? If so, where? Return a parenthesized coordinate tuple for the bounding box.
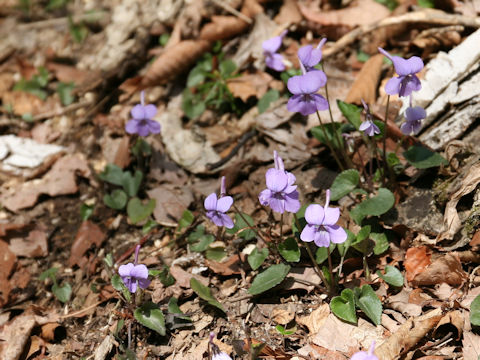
(0, 0, 480, 359)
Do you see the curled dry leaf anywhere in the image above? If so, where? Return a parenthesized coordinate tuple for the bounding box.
(68, 221, 106, 268)
(200, 15, 249, 41)
(345, 54, 383, 105)
(297, 304, 330, 334)
(410, 253, 467, 286)
(9, 227, 48, 258)
(404, 246, 431, 282)
(0, 153, 91, 212)
(432, 310, 463, 340)
(141, 40, 212, 87)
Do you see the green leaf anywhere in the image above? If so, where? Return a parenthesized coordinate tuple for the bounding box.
(315, 243, 335, 264)
(248, 264, 291, 295)
(356, 51, 371, 63)
(258, 89, 279, 114)
(337, 100, 362, 129)
(103, 189, 128, 210)
(182, 89, 206, 119)
(168, 297, 191, 321)
(98, 164, 125, 186)
(127, 198, 156, 224)
(275, 324, 297, 335)
(371, 232, 389, 255)
(104, 253, 114, 268)
(350, 188, 395, 224)
(190, 278, 225, 312)
(292, 205, 308, 239)
(205, 247, 227, 261)
(177, 210, 194, 233)
(80, 203, 94, 221)
(154, 266, 176, 287)
(278, 237, 300, 262)
(57, 82, 75, 106)
(337, 230, 356, 257)
(134, 302, 166, 336)
(470, 294, 480, 326)
(159, 33, 170, 46)
(187, 66, 206, 87)
(355, 285, 382, 325)
(404, 145, 448, 169)
(377, 265, 403, 287)
(13, 78, 48, 100)
(418, 0, 434, 7)
(330, 169, 360, 201)
(52, 282, 72, 303)
(248, 247, 269, 270)
(39, 267, 58, 281)
(352, 225, 371, 254)
(374, 0, 398, 10)
(121, 170, 143, 197)
(142, 219, 158, 234)
(311, 123, 344, 148)
(131, 138, 152, 158)
(188, 225, 214, 252)
(111, 274, 131, 302)
(219, 59, 236, 77)
(330, 289, 357, 324)
(226, 213, 255, 240)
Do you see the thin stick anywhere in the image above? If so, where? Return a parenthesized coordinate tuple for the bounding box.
(210, 0, 253, 23)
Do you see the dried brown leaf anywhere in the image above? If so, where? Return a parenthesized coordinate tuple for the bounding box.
(274, 0, 302, 25)
(297, 304, 330, 334)
(2, 91, 59, 116)
(0, 240, 15, 307)
(411, 253, 467, 286)
(205, 254, 243, 276)
(141, 40, 212, 87)
(9, 227, 48, 258)
(432, 310, 463, 340)
(463, 330, 480, 360)
(272, 307, 295, 325)
(170, 266, 209, 288)
(200, 16, 249, 41)
(69, 221, 106, 267)
(404, 246, 431, 282)
(226, 71, 273, 101)
(374, 308, 443, 360)
(345, 54, 383, 105)
(147, 185, 194, 227)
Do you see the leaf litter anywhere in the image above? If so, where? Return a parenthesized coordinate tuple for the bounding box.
(0, 0, 480, 359)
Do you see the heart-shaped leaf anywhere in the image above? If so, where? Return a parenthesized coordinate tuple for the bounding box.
(371, 232, 389, 255)
(404, 145, 448, 169)
(330, 169, 360, 201)
(104, 189, 127, 210)
(188, 225, 214, 252)
(98, 163, 124, 186)
(52, 282, 72, 303)
(377, 265, 403, 287)
(470, 294, 480, 326)
(122, 170, 143, 197)
(127, 197, 156, 224)
(355, 285, 382, 325)
(134, 301, 166, 336)
(330, 288, 357, 324)
(190, 278, 225, 312)
(226, 213, 255, 240)
(337, 100, 362, 129)
(248, 247, 269, 270)
(350, 188, 395, 224)
(278, 237, 300, 262)
(248, 264, 290, 295)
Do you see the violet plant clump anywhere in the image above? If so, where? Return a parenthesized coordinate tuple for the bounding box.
(125, 91, 161, 137)
(401, 106, 426, 135)
(259, 151, 301, 214)
(378, 47, 424, 97)
(204, 176, 234, 229)
(300, 189, 347, 247)
(263, 30, 287, 72)
(118, 245, 151, 293)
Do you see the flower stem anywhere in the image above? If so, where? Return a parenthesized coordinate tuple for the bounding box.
(316, 111, 344, 171)
(382, 95, 390, 186)
(363, 255, 371, 282)
(327, 245, 336, 292)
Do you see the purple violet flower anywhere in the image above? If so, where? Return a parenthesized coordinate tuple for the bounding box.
(204, 176, 234, 229)
(300, 189, 347, 247)
(259, 151, 301, 214)
(400, 106, 426, 135)
(286, 62, 329, 116)
(298, 38, 327, 71)
(378, 48, 424, 97)
(125, 91, 161, 137)
(351, 341, 378, 360)
(209, 332, 232, 360)
(263, 30, 287, 72)
(359, 99, 380, 137)
(118, 245, 151, 293)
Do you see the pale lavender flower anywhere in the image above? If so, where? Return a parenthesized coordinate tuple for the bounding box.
(378, 48, 424, 97)
(118, 245, 151, 293)
(298, 38, 327, 71)
(259, 151, 300, 214)
(351, 341, 378, 360)
(209, 332, 232, 360)
(359, 99, 380, 137)
(204, 176, 234, 229)
(263, 30, 287, 71)
(286, 62, 329, 116)
(300, 189, 347, 247)
(400, 106, 426, 135)
(125, 91, 161, 136)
